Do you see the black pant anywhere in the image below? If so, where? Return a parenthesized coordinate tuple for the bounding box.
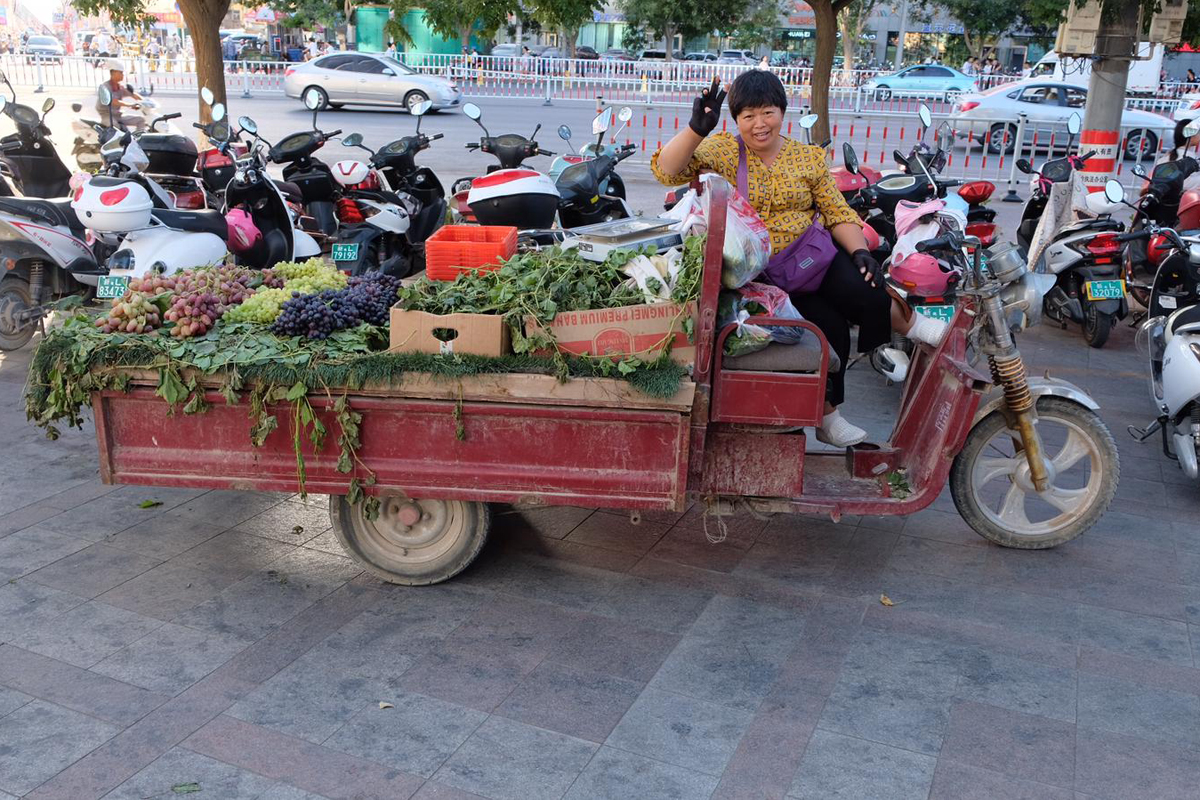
(789, 249, 892, 407)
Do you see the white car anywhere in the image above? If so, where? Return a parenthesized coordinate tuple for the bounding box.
(23, 35, 64, 63)
(283, 52, 462, 112)
(949, 80, 1172, 160)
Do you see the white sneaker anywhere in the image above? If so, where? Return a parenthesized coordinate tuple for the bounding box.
(816, 409, 867, 448)
(908, 314, 948, 347)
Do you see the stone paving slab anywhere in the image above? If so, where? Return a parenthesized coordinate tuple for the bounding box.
(4, 318, 1200, 798)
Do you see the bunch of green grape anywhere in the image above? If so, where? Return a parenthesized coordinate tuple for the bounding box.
(273, 259, 347, 297)
(223, 287, 292, 324)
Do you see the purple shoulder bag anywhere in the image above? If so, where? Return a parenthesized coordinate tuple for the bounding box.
(737, 137, 837, 294)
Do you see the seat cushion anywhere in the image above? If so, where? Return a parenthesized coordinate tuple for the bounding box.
(1167, 304, 1200, 339)
(724, 338, 839, 374)
(151, 208, 228, 238)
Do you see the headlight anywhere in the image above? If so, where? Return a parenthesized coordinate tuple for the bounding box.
(106, 249, 134, 272)
(1137, 315, 1166, 358)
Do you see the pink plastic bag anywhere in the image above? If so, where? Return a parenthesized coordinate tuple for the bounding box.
(737, 281, 807, 345)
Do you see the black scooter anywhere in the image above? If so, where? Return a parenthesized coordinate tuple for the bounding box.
(268, 89, 344, 238)
(0, 71, 71, 198)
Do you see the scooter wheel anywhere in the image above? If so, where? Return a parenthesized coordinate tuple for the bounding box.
(0, 276, 35, 351)
(1082, 305, 1112, 349)
(950, 397, 1118, 549)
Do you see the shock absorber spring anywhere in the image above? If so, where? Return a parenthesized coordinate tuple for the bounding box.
(989, 354, 1033, 415)
(27, 261, 44, 306)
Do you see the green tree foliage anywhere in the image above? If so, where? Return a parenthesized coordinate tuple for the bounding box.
(837, 0, 883, 71)
(271, 0, 346, 29)
(388, 0, 517, 50)
(924, 0, 1027, 58)
(619, 0, 751, 58)
(728, 0, 788, 50)
(530, 0, 603, 56)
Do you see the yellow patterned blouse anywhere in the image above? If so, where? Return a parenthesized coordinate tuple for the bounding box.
(651, 131, 860, 255)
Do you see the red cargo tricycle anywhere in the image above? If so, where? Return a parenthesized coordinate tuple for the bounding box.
(89, 180, 1119, 585)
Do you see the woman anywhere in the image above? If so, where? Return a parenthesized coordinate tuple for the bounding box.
(651, 70, 944, 447)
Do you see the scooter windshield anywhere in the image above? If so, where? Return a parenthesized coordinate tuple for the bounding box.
(1041, 158, 1073, 183)
(556, 158, 608, 202)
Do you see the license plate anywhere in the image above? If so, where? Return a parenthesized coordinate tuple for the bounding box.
(332, 243, 360, 262)
(1084, 279, 1125, 301)
(97, 276, 129, 299)
(915, 304, 955, 323)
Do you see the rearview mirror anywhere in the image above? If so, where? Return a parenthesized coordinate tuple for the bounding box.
(98, 84, 113, 105)
(1067, 113, 1081, 136)
(463, 102, 481, 121)
(239, 116, 258, 135)
(592, 107, 613, 135)
(342, 132, 363, 147)
(200, 86, 214, 105)
(1016, 158, 1032, 174)
(919, 104, 932, 129)
(211, 102, 226, 122)
(42, 98, 54, 114)
(798, 113, 819, 130)
(1131, 163, 1150, 180)
(1186, 120, 1200, 139)
(0, 97, 7, 114)
(0, 71, 7, 83)
(1103, 179, 1125, 205)
(842, 142, 858, 175)
(558, 124, 572, 141)
(411, 99, 432, 116)
(71, 102, 82, 112)
(303, 88, 322, 110)
(618, 106, 633, 123)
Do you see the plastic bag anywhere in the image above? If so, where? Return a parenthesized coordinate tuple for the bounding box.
(718, 292, 771, 357)
(737, 281, 807, 345)
(700, 175, 771, 289)
(621, 250, 683, 303)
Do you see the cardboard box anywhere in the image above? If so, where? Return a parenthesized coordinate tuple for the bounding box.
(389, 307, 510, 357)
(525, 301, 696, 366)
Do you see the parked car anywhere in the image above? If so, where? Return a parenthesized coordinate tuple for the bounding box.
(283, 52, 462, 112)
(949, 80, 1172, 159)
(862, 64, 978, 101)
(718, 50, 754, 65)
(601, 49, 634, 61)
(490, 43, 521, 58)
(574, 46, 600, 60)
(538, 47, 565, 59)
(685, 52, 718, 62)
(23, 35, 64, 63)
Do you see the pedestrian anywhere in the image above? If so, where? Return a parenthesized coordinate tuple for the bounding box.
(385, 41, 396, 59)
(759, 54, 770, 70)
(1188, 68, 1197, 86)
(146, 38, 161, 71)
(306, 36, 320, 60)
(521, 45, 533, 75)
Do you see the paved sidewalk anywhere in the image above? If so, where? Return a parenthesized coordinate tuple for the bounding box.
(2, 316, 1199, 800)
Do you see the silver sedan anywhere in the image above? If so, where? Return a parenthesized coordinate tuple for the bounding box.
(283, 52, 462, 112)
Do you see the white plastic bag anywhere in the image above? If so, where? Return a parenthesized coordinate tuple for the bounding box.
(700, 175, 771, 289)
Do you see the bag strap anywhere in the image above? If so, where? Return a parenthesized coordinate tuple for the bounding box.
(736, 135, 749, 200)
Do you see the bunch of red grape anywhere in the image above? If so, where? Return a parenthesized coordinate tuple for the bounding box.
(165, 291, 223, 338)
(95, 291, 162, 334)
(127, 274, 178, 295)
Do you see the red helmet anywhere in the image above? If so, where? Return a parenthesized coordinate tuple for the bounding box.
(861, 220, 881, 252)
(1180, 189, 1200, 230)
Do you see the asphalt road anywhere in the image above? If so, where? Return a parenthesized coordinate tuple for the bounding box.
(27, 91, 1029, 234)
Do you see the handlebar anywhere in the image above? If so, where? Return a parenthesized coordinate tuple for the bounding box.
(192, 122, 205, 130)
(1079, 150, 1096, 161)
(325, 129, 342, 138)
(538, 148, 556, 157)
(915, 232, 965, 252)
(430, 133, 444, 141)
(160, 112, 181, 121)
(1117, 230, 1153, 242)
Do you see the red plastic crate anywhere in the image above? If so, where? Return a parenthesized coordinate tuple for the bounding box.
(425, 225, 517, 281)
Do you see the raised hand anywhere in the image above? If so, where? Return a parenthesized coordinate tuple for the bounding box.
(688, 77, 727, 137)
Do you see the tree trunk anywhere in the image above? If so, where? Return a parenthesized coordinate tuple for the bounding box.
(838, 8, 856, 84)
(664, 22, 674, 61)
(564, 26, 578, 58)
(812, 0, 838, 144)
(460, 24, 472, 51)
(178, 0, 230, 124)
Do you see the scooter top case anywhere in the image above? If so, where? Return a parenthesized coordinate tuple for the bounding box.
(467, 169, 559, 229)
(138, 133, 200, 176)
(72, 176, 154, 233)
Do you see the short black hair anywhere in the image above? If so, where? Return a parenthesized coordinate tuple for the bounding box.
(727, 70, 788, 119)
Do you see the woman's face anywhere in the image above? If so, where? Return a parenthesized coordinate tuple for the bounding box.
(735, 105, 784, 151)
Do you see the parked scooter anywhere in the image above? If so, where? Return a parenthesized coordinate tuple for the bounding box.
(458, 102, 560, 228)
(369, 100, 448, 246)
(1125, 177, 1200, 481)
(550, 105, 635, 200)
(1016, 113, 1128, 348)
(0, 74, 72, 197)
(269, 89, 345, 237)
(553, 107, 637, 228)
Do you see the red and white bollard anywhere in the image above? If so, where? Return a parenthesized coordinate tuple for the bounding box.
(1078, 128, 1120, 192)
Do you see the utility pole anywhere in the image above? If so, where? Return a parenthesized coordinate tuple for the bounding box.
(1078, 4, 1139, 192)
(894, 0, 909, 68)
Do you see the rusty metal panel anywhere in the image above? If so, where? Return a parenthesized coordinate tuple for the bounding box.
(710, 371, 825, 426)
(700, 428, 805, 497)
(94, 389, 690, 510)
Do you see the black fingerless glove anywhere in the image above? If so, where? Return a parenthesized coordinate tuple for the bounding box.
(852, 249, 881, 286)
(689, 78, 727, 137)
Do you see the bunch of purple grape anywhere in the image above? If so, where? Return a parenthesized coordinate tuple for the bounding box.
(270, 271, 401, 339)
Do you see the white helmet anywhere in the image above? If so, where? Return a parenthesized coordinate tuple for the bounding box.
(105, 58, 125, 72)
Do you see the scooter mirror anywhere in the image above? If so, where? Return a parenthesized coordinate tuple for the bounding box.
(798, 113, 819, 129)
(618, 106, 633, 123)
(558, 124, 572, 141)
(211, 102, 226, 122)
(1067, 113, 1081, 136)
(1103, 179, 1125, 205)
(1186, 120, 1200, 139)
(71, 102, 81, 112)
(41, 98, 54, 114)
(303, 89, 322, 111)
(0, 97, 6, 114)
(0, 71, 6, 83)
(918, 104, 932, 129)
(592, 107, 613, 136)
(98, 84, 113, 106)
(1131, 163, 1150, 180)
(342, 132, 363, 147)
(1016, 158, 1032, 174)
(411, 100, 432, 117)
(200, 87, 214, 105)
(239, 116, 258, 136)
(842, 142, 859, 175)
(463, 102, 482, 121)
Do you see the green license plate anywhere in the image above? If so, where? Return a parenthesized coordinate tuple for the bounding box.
(1085, 279, 1125, 301)
(332, 243, 360, 262)
(915, 304, 955, 323)
(97, 275, 129, 299)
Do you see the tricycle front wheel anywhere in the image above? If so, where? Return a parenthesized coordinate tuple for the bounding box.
(330, 495, 490, 585)
(950, 397, 1118, 549)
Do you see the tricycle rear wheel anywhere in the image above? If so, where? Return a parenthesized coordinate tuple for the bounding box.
(330, 495, 490, 585)
(949, 397, 1118, 549)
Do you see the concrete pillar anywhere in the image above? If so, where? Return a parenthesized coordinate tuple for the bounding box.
(1079, 14, 1138, 191)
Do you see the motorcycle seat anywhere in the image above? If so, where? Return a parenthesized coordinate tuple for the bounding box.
(151, 208, 228, 238)
(1060, 217, 1122, 236)
(0, 197, 84, 236)
(272, 179, 303, 204)
(1166, 305, 1200, 340)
